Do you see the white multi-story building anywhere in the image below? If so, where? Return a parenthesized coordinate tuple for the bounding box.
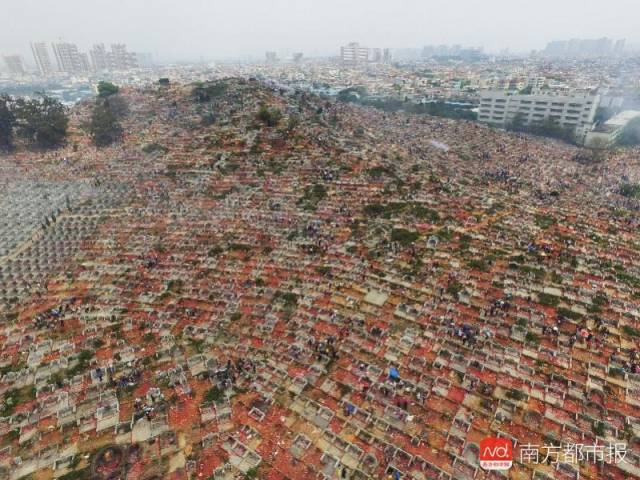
(525, 76, 546, 90)
(478, 90, 600, 142)
(340, 42, 369, 65)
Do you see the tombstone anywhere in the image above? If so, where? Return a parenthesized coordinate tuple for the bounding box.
(78, 412, 96, 434)
(96, 404, 119, 432)
(131, 416, 152, 443)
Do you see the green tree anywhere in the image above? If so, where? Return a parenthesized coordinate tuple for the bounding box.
(619, 183, 640, 198)
(538, 118, 575, 143)
(618, 117, 640, 146)
(257, 105, 283, 127)
(507, 112, 527, 132)
(13, 94, 68, 149)
(409, 101, 477, 120)
(337, 86, 368, 103)
(509, 116, 575, 144)
(0, 95, 16, 151)
(89, 100, 123, 147)
(97, 81, 120, 98)
(192, 81, 227, 103)
(391, 228, 420, 246)
(245, 467, 259, 479)
(204, 386, 225, 403)
(105, 94, 129, 118)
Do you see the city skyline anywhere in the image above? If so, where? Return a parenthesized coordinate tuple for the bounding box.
(4, 41, 145, 76)
(2, 35, 633, 74)
(1, 0, 639, 62)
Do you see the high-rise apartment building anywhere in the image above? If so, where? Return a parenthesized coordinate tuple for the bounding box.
(89, 44, 109, 71)
(340, 42, 369, 65)
(544, 38, 620, 58)
(614, 39, 626, 55)
(52, 42, 89, 74)
(110, 43, 138, 70)
(31, 42, 55, 76)
(265, 51, 277, 63)
(90, 43, 138, 71)
(136, 52, 154, 68)
(3, 55, 25, 76)
(80, 53, 90, 72)
(543, 40, 568, 57)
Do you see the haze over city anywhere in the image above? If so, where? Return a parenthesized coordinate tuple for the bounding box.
(1, 2, 640, 480)
(2, 0, 640, 61)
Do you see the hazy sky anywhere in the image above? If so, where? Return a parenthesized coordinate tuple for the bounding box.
(2, 0, 638, 62)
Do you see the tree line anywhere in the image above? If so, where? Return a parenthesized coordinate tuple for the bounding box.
(336, 86, 477, 121)
(505, 113, 576, 144)
(0, 81, 125, 152)
(0, 93, 69, 151)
